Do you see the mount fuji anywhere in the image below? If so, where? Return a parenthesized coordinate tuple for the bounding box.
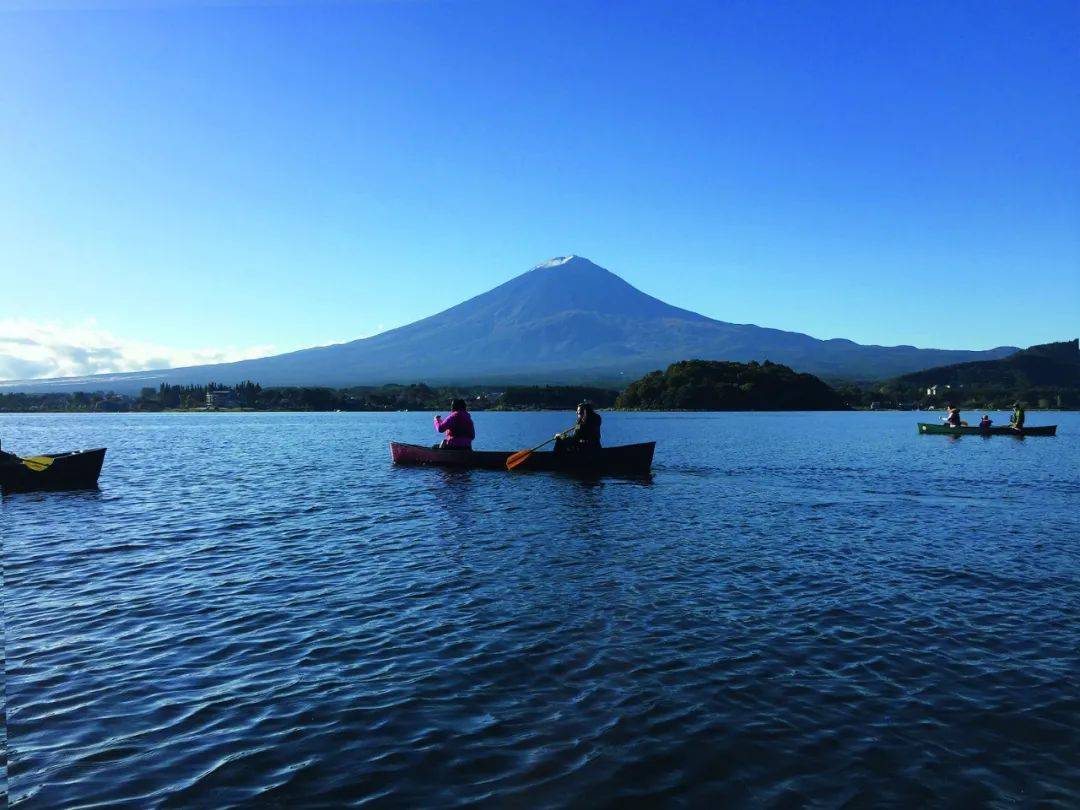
(4, 256, 1018, 391)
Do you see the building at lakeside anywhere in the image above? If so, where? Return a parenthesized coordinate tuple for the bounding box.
(206, 389, 239, 409)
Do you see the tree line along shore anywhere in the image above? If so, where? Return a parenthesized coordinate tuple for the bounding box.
(3, 344, 1076, 413)
(0, 383, 621, 414)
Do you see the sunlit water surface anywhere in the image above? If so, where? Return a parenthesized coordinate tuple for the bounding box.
(3, 411, 1079, 807)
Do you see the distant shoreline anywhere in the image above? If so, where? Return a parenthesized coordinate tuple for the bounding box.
(1, 407, 1072, 415)
(4, 348, 1075, 414)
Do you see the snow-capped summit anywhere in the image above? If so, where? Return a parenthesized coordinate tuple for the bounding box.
(532, 255, 578, 269)
(531, 255, 599, 271)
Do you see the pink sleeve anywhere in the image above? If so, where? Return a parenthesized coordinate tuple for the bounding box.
(434, 415, 445, 432)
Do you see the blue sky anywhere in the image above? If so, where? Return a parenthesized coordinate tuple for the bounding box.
(1, 0, 1077, 379)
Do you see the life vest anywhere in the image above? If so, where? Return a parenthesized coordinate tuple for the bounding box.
(446, 411, 475, 441)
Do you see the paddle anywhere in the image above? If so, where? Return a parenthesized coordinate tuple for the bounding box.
(940, 415, 968, 427)
(21, 455, 54, 472)
(506, 426, 575, 471)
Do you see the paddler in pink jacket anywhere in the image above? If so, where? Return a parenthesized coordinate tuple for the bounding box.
(434, 399, 475, 449)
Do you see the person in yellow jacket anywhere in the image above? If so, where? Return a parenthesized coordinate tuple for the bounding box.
(1009, 402, 1026, 431)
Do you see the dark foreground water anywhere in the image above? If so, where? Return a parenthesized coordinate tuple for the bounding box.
(3, 411, 1079, 807)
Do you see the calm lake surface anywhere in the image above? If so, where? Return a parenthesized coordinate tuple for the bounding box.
(3, 411, 1079, 807)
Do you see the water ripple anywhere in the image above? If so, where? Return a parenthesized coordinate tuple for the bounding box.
(3, 411, 1079, 806)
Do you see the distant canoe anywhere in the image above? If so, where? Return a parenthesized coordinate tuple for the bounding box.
(917, 423, 1056, 437)
(390, 441, 655, 474)
(0, 448, 106, 493)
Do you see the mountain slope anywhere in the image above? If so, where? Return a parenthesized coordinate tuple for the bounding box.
(3, 256, 1020, 392)
(896, 339, 1080, 388)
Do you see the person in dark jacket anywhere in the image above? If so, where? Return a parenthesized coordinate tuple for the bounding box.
(555, 402, 602, 452)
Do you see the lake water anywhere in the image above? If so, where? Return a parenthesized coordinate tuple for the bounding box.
(3, 411, 1078, 807)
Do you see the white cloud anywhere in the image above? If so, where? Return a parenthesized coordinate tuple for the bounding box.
(0, 319, 276, 381)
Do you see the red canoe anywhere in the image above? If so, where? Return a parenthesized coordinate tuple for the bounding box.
(390, 441, 655, 474)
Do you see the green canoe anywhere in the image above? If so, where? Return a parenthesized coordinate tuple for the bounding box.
(917, 423, 1056, 437)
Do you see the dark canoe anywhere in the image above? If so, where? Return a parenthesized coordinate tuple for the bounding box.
(390, 441, 655, 474)
(0, 448, 107, 493)
(917, 423, 1057, 437)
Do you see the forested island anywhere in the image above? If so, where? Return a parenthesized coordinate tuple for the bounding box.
(616, 360, 847, 410)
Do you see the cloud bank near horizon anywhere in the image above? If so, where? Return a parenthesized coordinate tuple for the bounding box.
(0, 319, 277, 382)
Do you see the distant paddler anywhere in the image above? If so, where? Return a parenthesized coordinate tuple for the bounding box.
(1009, 401, 1026, 431)
(943, 404, 967, 428)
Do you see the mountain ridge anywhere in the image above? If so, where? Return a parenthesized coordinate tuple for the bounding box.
(896, 339, 1079, 389)
(2, 256, 1021, 392)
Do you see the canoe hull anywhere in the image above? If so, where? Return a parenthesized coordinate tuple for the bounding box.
(0, 448, 107, 493)
(390, 441, 655, 474)
(917, 423, 1056, 437)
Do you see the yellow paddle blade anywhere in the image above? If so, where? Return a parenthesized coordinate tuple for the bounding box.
(505, 450, 532, 471)
(22, 455, 54, 472)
